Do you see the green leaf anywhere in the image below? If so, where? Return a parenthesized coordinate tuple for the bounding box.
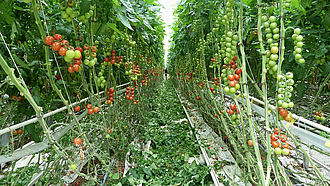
(120, 0, 134, 13)
(291, 0, 305, 12)
(108, 23, 124, 36)
(116, 11, 133, 30)
(79, 0, 91, 16)
(112, 0, 120, 7)
(143, 167, 152, 176)
(12, 53, 30, 70)
(324, 10, 330, 28)
(316, 43, 328, 58)
(321, 62, 330, 76)
(296, 83, 306, 98)
(143, 20, 155, 31)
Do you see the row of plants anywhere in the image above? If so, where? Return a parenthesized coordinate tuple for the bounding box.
(119, 81, 217, 185)
(168, 0, 329, 185)
(0, 0, 167, 185)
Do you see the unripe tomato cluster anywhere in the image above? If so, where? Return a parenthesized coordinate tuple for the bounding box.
(314, 110, 326, 121)
(315, 55, 326, 66)
(283, 0, 292, 8)
(105, 88, 115, 105)
(292, 28, 305, 64)
(271, 128, 290, 155)
(277, 72, 294, 111)
(262, 15, 280, 77)
(60, 1, 94, 23)
(125, 64, 141, 81)
(104, 50, 123, 67)
(83, 44, 97, 67)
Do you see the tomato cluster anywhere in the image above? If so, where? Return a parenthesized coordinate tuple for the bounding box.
(105, 88, 115, 105)
(12, 129, 23, 135)
(271, 128, 290, 155)
(198, 82, 206, 89)
(226, 104, 240, 125)
(86, 104, 99, 115)
(83, 44, 97, 67)
(141, 74, 148, 86)
(222, 57, 242, 95)
(60, 1, 94, 23)
(314, 110, 326, 121)
(277, 72, 295, 117)
(125, 87, 135, 101)
(292, 28, 305, 64)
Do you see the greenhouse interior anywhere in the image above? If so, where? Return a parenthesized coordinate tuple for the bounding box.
(0, 0, 329, 185)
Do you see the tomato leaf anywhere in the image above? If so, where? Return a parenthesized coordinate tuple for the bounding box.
(12, 52, 30, 70)
(116, 11, 133, 30)
(296, 83, 306, 98)
(112, 0, 120, 7)
(79, 0, 91, 16)
(324, 10, 330, 28)
(108, 23, 124, 37)
(291, 0, 305, 12)
(316, 43, 328, 58)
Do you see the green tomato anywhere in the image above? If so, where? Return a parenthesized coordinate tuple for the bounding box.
(61, 11, 69, 19)
(74, 50, 81, 59)
(106, 134, 110, 138)
(320, 116, 325, 121)
(286, 79, 294, 86)
(298, 58, 305, 64)
(285, 72, 293, 79)
(23, 0, 31, 3)
(270, 54, 278, 61)
(282, 148, 290, 155)
(285, 92, 292, 98)
(286, 86, 294, 92)
(66, 50, 75, 59)
(296, 42, 303, 48)
(66, 7, 74, 15)
(227, 31, 233, 37)
(295, 47, 302, 54)
(278, 88, 286, 94)
(294, 28, 301, 35)
(64, 56, 72, 62)
(295, 54, 302, 61)
(229, 87, 237, 94)
(70, 164, 77, 170)
(224, 86, 230, 94)
(277, 94, 285, 100)
(315, 115, 321, 120)
(232, 35, 238, 40)
(272, 27, 280, 34)
(269, 16, 276, 22)
(273, 34, 280, 40)
(264, 22, 270, 27)
(261, 15, 268, 22)
(278, 100, 283, 106)
(270, 22, 277, 29)
(235, 83, 240, 90)
(269, 60, 276, 67)
(282, 102, 288, 108)
(85, 12, 91, 19)
(295, 35, 303, 42)
(288, 102, 294, 108)
(274, 147, 282, 155)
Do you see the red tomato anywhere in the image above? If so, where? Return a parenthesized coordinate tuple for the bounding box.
(44, 36, 54, 45)
(93, 107, 99, 113)
(229, 81, 236, 87)
(280, 134, 287, 142)
(234, 74, 240, 80)
(271, 133, 278, 141)
(73, 64, 79, 72)
(74, 106, 81, 112)
(53, 34, 62, 41)
(17, 129, 23, 134)
(228, 109, 234, 115)
(273, 128, 281, 135)
(73, 138, 82, 146)
(271, 141, 280, 148)
(88, 109, 94, 114)
(76, 47, 83, 53)
(68, 67, 74, 74)
(228, 75, 235, 81)
(248, 140, 253, 146)
(58, 47, 67, 56)
(61, 40, 69, 46)
(51, 42, 61, 51)
(86, 104, 92, 109)
(235, 68, 242, 74)
(230, 104, 236, 110)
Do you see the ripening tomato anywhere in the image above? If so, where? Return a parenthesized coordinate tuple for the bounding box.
(273, 128, 281, 135)
(271, 141, 280, 148)
(61, 40, 69, 46)
(282, 142, 289, 149)
(229, 81, 236, 87)
(59, 47, 67, 56)
(73, 64, 79, 72)
(44, 36, 54, 45)
(68, 67, 74, 74)
(280, 134, 287, 142)
(91, 46, 97, 52)
(74, 106, 81, 112)
(279, 109, 288, 117)
(248, 140, 253, 146)
(228, 75, 235, 81)
(54, 34, 62, 41)
(271, 133, 278, 141)
(284, 114, 292, 122)
(76, 47, 83, 53)
(228, 109, 234, 115)
(73, 138, 82, 146)
(93, 107, 99, 113)
(106, 100, 111, 104)
(51, 42, 61, 51)
(86, 104, 92, 109)
(75, 60, 82, 66)
(83, 44, 89, 50)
